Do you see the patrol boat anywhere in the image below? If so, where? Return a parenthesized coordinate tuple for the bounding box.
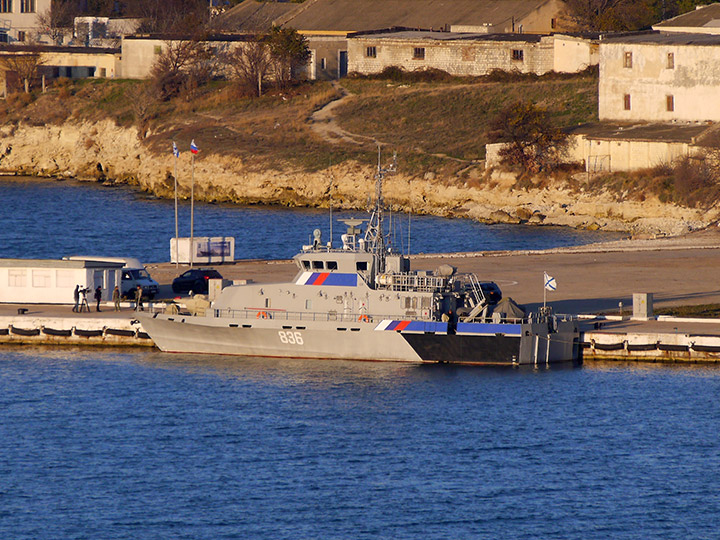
(142, 155, 579, 365)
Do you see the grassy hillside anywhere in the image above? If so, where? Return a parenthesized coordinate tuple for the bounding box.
(0, 71, 598, 177)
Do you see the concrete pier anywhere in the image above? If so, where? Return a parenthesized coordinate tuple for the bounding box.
(0, 302, 155, 347)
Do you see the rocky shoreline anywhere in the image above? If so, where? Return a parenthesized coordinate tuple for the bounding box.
(0, 119, 715, 237)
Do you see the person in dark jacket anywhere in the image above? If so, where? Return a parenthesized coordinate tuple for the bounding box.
(73, 285, 80, 312)
(94, 286, 102, 312)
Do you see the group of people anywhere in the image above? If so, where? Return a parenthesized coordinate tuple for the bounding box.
(72, 285, 145, 312)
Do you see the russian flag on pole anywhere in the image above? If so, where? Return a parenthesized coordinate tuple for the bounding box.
(190, 139, 199, 154)
(172, 141, 179, 158)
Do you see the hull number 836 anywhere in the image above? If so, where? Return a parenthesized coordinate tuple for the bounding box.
(278, 331, 303, 345)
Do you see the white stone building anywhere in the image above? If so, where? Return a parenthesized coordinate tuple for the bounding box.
(0, 0, 50, 43)
(599, 32, 720, 123)
(348, 30, 599, 77)
(0, 259, 123, 304)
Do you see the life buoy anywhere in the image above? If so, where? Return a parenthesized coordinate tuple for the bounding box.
(358, 314, 370, 322)
(257, 311, 269, 319)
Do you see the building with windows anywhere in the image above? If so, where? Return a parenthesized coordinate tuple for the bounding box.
(599, 32, 720, 122)
(0, 0, 50, 43)
(348, 29, 598, 77)
(0, 258, 123, 304)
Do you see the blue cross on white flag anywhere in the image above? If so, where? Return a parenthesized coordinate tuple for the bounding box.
(544, 272, 557, 292)
(172, 141, 179, 158)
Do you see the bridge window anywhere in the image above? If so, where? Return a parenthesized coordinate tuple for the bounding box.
(356, 261, 368, 271)
(327, 261, 338, 270)
(312, 260, 324, 270)
(301, 260, 311, 270)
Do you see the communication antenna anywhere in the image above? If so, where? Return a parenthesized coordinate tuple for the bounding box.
(328, 158, 334, 250)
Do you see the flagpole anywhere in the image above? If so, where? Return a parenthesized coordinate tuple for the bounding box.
(543, 271, 547, 309)
(190, 150, 195, 270)
(173, 145, 179, 270)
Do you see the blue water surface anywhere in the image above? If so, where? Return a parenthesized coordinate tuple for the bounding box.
(1, 348, 719, 540)
(0, 177, 620, 261)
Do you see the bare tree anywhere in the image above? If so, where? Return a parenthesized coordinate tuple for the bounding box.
(267, 26, 310, 89)
(0, 50, 46, 93)
(35, 1, 76, 45)
(488, 101, 569, 174)
(150, 39, 218, 100)
(564, 0, 662, 31)
(127, 82, 156, 138)
(227, 38, 270, 97)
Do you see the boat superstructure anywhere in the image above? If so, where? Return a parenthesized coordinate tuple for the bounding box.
(142, 153, 579, 365)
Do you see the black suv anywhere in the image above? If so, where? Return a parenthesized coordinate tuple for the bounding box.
(479, 282, 502, 304)
(172, 269, 223, 294)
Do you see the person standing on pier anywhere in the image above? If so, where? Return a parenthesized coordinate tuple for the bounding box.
(113, 285, 121, 311)
(72, 285, 80, 312)
(94, 286, 102, 312)
(134, 285, 144, 311)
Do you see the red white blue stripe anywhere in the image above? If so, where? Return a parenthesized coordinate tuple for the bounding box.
(190, 139, 199, 154)
(295, 272, 357, 286)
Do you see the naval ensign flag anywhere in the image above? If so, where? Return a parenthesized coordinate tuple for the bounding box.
(544, 272, 557, 291)
(543, 272, 556, 308)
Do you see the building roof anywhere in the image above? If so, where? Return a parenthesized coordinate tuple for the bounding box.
(565, 122, 715, 144)
(0, 259, 125, 269)
(215, 0, 304, 32)
(271, 0, 555, 34)
(601, 30, 720, 45)
(349, 28, 545, 42)
(654, 3, 720, 30)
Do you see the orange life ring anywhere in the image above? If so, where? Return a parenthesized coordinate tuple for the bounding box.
(257, 311, 269, 319)
(358, 314, 370, 322)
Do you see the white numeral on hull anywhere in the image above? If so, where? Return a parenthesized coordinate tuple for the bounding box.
(278, 331, 303, 345)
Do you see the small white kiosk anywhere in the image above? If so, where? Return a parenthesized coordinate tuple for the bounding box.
(0, 258, 124, 304)
(170, 237, 235, 265)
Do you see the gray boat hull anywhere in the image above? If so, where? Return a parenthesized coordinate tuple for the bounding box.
(141, 314, 579, 365)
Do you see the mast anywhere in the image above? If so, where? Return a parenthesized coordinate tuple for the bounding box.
(364, 146, 396, 275)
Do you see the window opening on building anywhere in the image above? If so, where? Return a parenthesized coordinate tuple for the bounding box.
(667, 52, 674, 69)
(623, 94, 631, 110)
(666, 95, 674, 112)
(365, 46, 376, 58)
(512, 49, 524, 61)
(320, 57, 326, 70)
(413, 47, 425, 60)
(623, 51, 632, 68)
(20, 0, 34, 13)
(551, 18, 556, 29)
(0, 0, 11, 13)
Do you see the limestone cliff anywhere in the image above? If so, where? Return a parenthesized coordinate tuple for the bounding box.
(0, 119, 713, 237)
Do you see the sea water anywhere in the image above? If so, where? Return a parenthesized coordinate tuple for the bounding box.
(0, 177, 620, 262)
(1, 348, 719, 539)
